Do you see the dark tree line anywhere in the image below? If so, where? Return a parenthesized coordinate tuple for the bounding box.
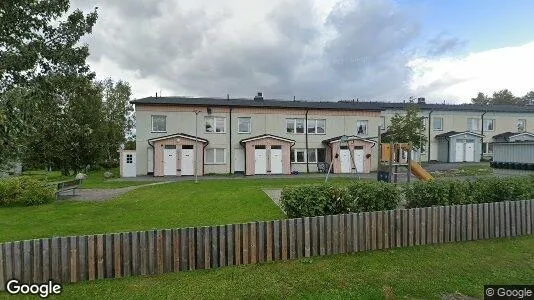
(471, 89, 534, 105)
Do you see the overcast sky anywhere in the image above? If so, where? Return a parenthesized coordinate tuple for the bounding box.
(73, 0, 534, 103)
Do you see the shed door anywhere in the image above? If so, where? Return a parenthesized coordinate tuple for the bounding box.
(122, 153, 136, 177)
(164, 149, 177, 176)
(181, 149, 194, 176)
(270, 149, 283, 174)
(340, 149, 351, 173)
(353, 148, 364, 173)
(465, 140, 475, 162)
(254, 149, 267, 175)
(455, 140, 465, 162)
(234, 148, 245, 172)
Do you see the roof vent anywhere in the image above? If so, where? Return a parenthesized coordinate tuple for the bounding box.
(254, 92, 264, 101)
(417, 97, 426, 104)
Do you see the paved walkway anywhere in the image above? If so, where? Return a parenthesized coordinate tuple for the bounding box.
(58, 182, 169, 202)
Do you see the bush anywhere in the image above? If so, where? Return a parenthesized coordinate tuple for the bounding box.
(281, 184, 349, 218)
(347, 181, 401, 212)
(405, 180, 450, 208)
(0, 177, 56, 207)
(470, 177, 532, 203)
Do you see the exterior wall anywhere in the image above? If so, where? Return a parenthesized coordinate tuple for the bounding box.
(135, 103, 382, 175)
(152, 137, 205, 177)
(328, 140, 374, 173)
(493, 143, 534, 163)
(381, 109, 534, 162)
(243, 138, 292, 175)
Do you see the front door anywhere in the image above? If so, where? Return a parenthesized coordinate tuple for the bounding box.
(164, 148, 177, 176)
(270, 149, 283, 174)
(455, 140, 465, 162)
(234, 148, 245, 172)
(353, 148, 364, 173)
(465, 141, 475, 162)
(122, 153, 136, 177)
(181, 149, 194, 176)
(254, 149, 267, 174)
(340, 149, 351, 173)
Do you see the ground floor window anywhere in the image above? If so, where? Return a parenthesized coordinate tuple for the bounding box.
(291, 149, 306, 163)
(206, 148, 226, 164)
(482, 142, 493, 154)
(291, 148, 326, 163)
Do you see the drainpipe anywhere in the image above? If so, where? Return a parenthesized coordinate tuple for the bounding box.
(229, 104, 233, 174)
(305, 109, 310, 173)
(148, 140, 155, 175)
(481, 111, 487, 161)
(427, 110, 434, 162)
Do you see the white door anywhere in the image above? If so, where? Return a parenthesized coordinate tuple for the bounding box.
(465, 142, 475, 162)
(254, 149, 267, 174)
(270, 149, 283, 174)
(340, 149, 351, 173)
(234, 148, 245, 172)
(181, 149, 194, 176)
(163, 149, 177, 176)
(353, 148, 364, 173)
(122, 153, 136, 177)
(455, 141, 465, 162)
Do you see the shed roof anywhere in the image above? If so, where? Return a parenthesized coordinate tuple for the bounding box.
(434, 131, 484, 139)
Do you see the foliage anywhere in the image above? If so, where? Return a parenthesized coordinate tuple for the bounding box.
(383, 103, 427, 150)
(471, 89, 534, 105)
(0, 177, 55, 207)
(347, 181, 401, 212)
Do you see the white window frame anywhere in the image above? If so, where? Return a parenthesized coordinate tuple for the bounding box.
(517, 119, 526, 132)
(151, 115, 167, 133)
(205, 117, 226, 133)
(467, 118, 479, 131)
(286, 118, 305, 134)
(126, 154, 133, 164)
(432, 117, 443, 131)
(483, 119, 495, 132)
(482, 142, 493, 154)
(205, 148, 226, 164)
(356, 120, 369, 135)
(291, 149, 307, 163)
(237, 117, 251, 134)
(307, 119, 326, 135)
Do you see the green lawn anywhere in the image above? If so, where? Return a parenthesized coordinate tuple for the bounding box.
(0, 178, 352, 243)
(4, 236, 531, 299)
(430, 163, 493, 177)
(21, 169, 148, 189)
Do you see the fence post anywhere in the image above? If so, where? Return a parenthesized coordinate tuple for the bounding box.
(0, 243, 5, 291)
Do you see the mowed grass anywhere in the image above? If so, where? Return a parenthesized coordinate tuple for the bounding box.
(22, 169, 148, 189)
(3, 236, 531, 299)
(0, 178, 351, 243)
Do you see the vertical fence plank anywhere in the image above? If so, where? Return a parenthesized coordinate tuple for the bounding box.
(22, 241, 31, 283)
(226, 225, 234, 267)
(131, 232, 140, 276)
(258, 222, 265, 263)
(0, 244, 4, 290)
(420, 208, 427, 245)
(444, 206, 450, 243)
(250, 222, 257, 264)
(371, 212, 378, 250)
(50, 239, 59, 281)
(319, 216, 326, 255)
(436, 207, 443, 244)
(188, 228, 196, 270)
(288, 219, 295, 260)
(31, 240, 40, 283)
(42, 239, 50, 281)
(351, 213, 358, 252)
(87, 235, 95, 281)
(219, 226, 227, 267)
(113, 234, 121, 278)
(477, 203, 484, 239)
(472, 204, 478, 241)
(211, 226, 219, 268)
(304, 217, 311, 257)
(4, 243, 13, 283)
(195, 228, 203, 270)
(519, 201, 526, 236)
(172, 230, 180, 272)
(78, 236, 87, 282)
(499, 202, 506, 238)
(455, 205, 462, 242)
(402, 210, 409, 247)
(155, 230, 163, 274)
(164, 230, 172, 272)
(179, 228, 187, 271)
(122, 233, 131, 277)
(450, 205, 457, 242)
(377, 212, 383, 250)
(382, 211, 389, 249)
(505, 201, 511, 237)
(104, 234, 113, 278)
(394, 210, 400, 248)
(203, 227, 211, 269)
(345, 214, 352, 253)
(140, 231, 148, 275)
(96, 235, 104, 279)
(326, 215, 333, 255)
(466, 205, 473, 241)
(339, 214, 346, 253)
(296, 218, 303, 258)
(68, 237, 77, 283)
(438, 206, 445, 244)
(527, 200, 532, 235)
(413, 209, 419, 246)
(234, 224, 241, 265)
(12, 241, 21, 281)
(459, 205, 465, 241)
(484, 203, 490, 239)
(266, 222, 273, 262)
(242, 224, 249, 265)
(332, 215, 339, 254)
(274, 220, 281, 261)
(59, 238, 69, 282)
(365, 212, 372, 251)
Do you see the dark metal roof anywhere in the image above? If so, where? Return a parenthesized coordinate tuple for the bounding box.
(434, 131, 484, 139)
(131, 96, 534, 113)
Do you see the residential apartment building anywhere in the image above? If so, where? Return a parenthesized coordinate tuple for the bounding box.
(130, 95, 534, 177)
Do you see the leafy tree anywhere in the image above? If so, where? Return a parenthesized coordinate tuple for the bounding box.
(520, 91, 534, 105)
(471, 92, 490, 105)
(491, 89, 518, 105)
(382, 104, 427, 150)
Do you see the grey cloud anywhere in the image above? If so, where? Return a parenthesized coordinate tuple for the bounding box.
(426, 33, 466, 56)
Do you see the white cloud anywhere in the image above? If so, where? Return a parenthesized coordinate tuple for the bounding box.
(409, 41, 534, 102)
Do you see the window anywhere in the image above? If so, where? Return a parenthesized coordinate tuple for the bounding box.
(467, 118, 479, 131)
(290, 149, 306, 163)
(356, 120, 368, 135)
(151, 115, 166, 132)
(483, 119, 495, 131)
(432, 117, 443, 131)
(518, 119, 526, 132)
(482, 142, 493, 154)
(238, 117, 251, 133)
(205, 117, 226, 133)
(307, 119, 326, 134)
(126, 154, 133, 164)
(380, 116, 386, 130)
(286, 118, 305, 134)
(206, 148, 226, 164)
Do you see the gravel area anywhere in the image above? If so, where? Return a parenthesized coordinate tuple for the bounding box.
(263, 189, 285, 213)
(58, 182, 169, 202)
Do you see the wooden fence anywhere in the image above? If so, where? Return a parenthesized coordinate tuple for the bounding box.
(1, 199, 533, 290)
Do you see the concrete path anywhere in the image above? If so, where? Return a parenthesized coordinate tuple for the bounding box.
(58, 182, 169, 202)
(263, 189, 284, 213)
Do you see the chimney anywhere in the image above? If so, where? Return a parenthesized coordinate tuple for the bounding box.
(417, 97, 426, 104)
(254, 92, 264, 101)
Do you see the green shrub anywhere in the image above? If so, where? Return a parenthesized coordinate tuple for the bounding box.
(470, 177, 532, 203)
(347, 181, 401, 212)
(0, 177, 56, 207)
(405, 180, 450, 208)
(281, 184, 351, 218)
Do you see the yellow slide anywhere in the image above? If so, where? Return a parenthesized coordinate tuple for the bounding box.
(409, 161, 433, 181)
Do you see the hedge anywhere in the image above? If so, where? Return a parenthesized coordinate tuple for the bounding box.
(0, 177, 56, 207)
(281, 176, 534, 218)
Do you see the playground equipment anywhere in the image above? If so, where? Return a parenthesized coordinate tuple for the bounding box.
(377, 142, 433, 183)
(325, 135, 360, 183)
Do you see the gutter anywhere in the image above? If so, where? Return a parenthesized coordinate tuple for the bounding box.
(427, 110, 434, 162)
(229, 105, 233, 174)
(147, 140, 155, 175)
(305, 109, 310, 173)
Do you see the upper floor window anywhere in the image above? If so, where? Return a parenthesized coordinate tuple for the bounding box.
(307, 119, 326, 134)
(238, 117, 251, 133)
(517, 119, 526, 132)
(205, 117, 226, 133)
(286, 118, 305, 134)
(151, 115, 167, 132)
(467, 118, 479, 131)
(483, 119, 495, 131)
(356, 120, 368, 135)
(432, 117, 443, 131)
